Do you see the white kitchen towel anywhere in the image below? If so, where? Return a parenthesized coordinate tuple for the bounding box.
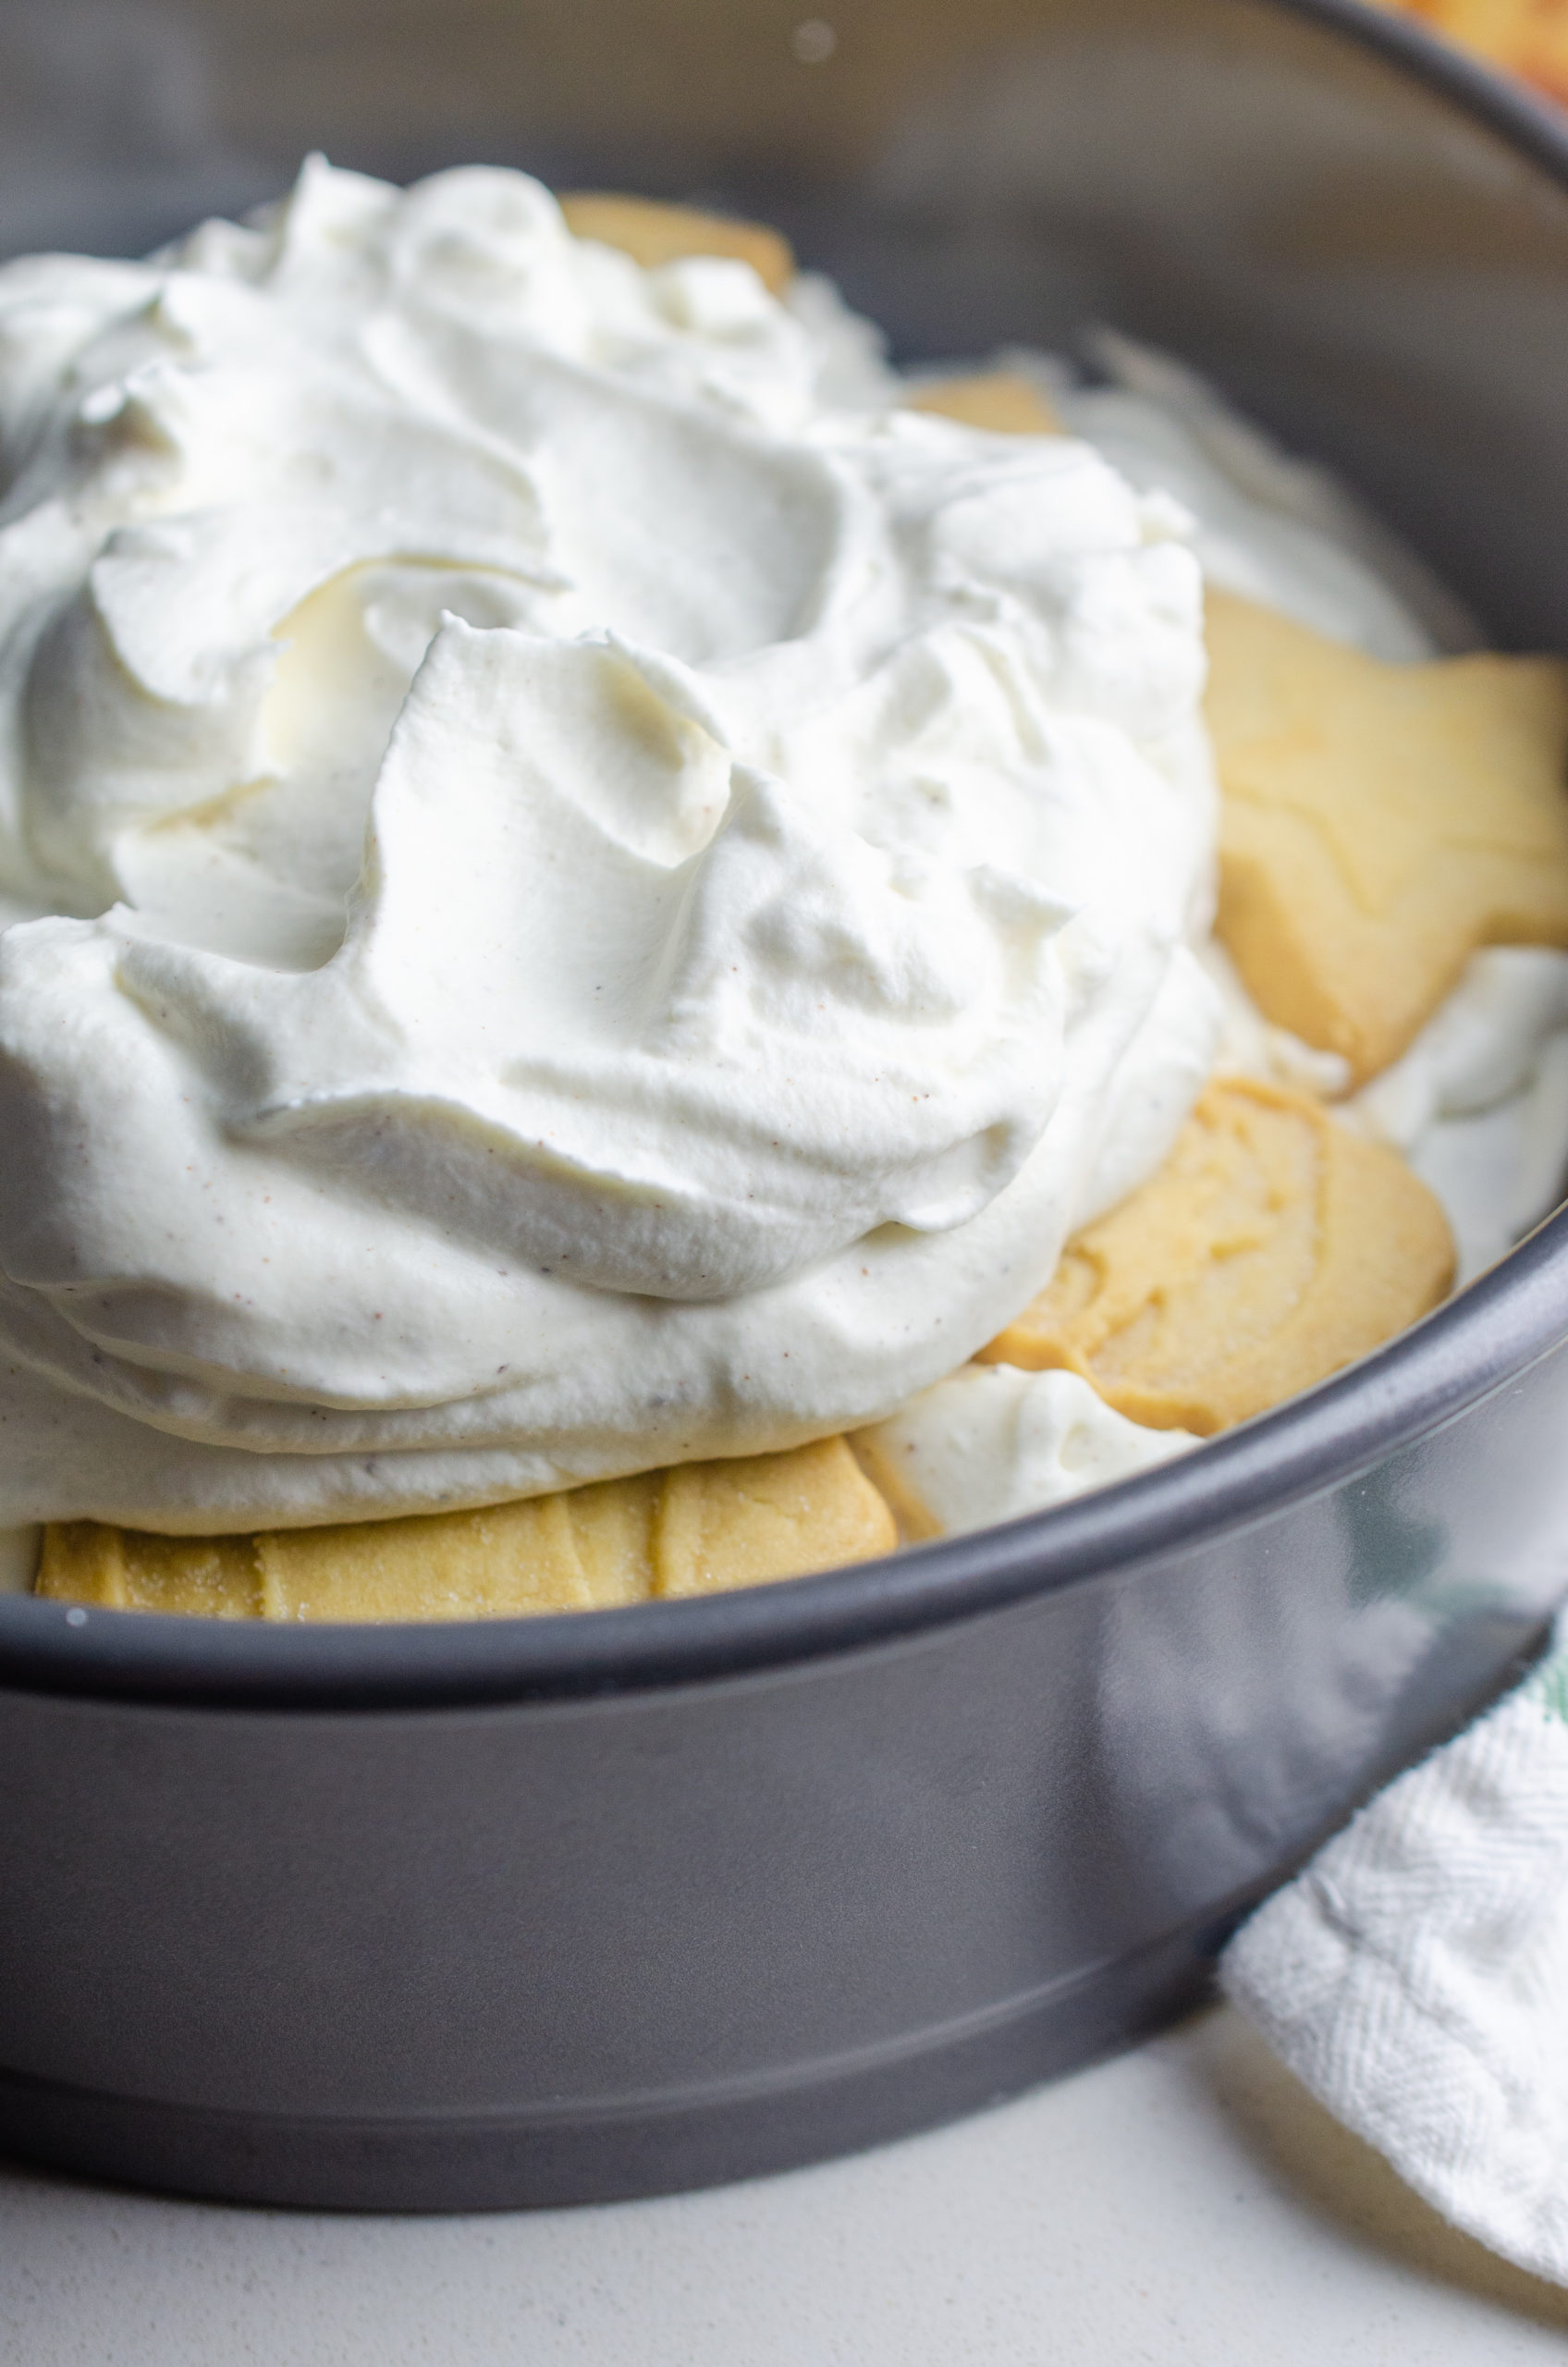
(1220, 1626, 1568, 2284)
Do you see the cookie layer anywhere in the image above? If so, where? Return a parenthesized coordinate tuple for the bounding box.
(903, 372, 1062, 435)
(979, 1077, 1455, 1434)
(35, 1440, 895, 1623)
(558, 192, 794, 292)
(1207, 589, 1568, 1085)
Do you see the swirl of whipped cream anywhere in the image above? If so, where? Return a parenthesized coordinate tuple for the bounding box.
(0, 159, 1219, 1527)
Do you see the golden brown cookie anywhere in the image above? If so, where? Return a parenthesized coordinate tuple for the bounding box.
(978, 1077, 1455, 1434)
(902, 371, 1062, 435)
(558, 192, 794, 294)
(1207, 589, 1568, 1085)
(35, 1439, 896, 1623)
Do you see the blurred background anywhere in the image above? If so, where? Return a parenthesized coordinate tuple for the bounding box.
(0, 0, 1561, 272)
(1373, 0, 1568, 104)
(2, 0, 1567, 650)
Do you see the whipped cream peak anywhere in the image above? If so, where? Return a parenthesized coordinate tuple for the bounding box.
(0, 160, 1219, 1526)
(92, 617, 1077, 1306)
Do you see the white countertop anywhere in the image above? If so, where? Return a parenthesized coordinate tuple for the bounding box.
(4, 2004, 1565, 2364)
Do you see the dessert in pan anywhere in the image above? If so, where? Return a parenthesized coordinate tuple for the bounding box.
(6, 164, 1568, 1622)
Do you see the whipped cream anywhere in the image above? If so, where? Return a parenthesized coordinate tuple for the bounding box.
(1011, 333, 1484, 665)
(0, 159, 1220, 1529)
(852, 1364, 1194, 1541)
(1351, 948, 1568, 1283)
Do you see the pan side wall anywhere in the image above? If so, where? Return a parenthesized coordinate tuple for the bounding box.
(0, 1338, 1562, 2206)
